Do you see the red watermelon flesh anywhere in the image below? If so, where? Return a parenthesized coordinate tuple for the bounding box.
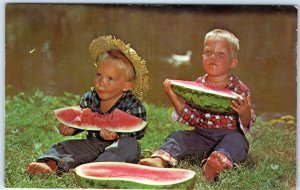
(75, 162, 196, 187)
(171, 80, 241, 99)
(54, 107, 147, 132)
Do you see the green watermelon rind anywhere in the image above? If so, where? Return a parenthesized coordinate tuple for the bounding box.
(171, 80, 241, 114)
(75, 175, 197, 189)
(75, 162, 196, 189)
(54, 107, 147, 133)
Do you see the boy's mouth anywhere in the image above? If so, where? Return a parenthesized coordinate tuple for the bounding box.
(95, 88, 105, 95)
(208, 62, 218, 66)
(95, 85, 105, 91)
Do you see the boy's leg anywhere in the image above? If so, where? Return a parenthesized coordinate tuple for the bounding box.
(140, 129, 216, 167)
(94, 137, 141, 163)
(214, 131, 249, 163)
(139, 130, 186, 167)
(138, 157, 168, 168)
(27, 160, 57, 175)
(28, 138, 111, 175)
(203, 131, 249, 181)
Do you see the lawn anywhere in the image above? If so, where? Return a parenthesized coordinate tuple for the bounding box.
(4, 90, 296, 189)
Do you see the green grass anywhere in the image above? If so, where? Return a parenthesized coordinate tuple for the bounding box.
(5, 90, 296, 189)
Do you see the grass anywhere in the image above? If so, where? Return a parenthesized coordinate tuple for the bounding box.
(5, 90, 296, 189)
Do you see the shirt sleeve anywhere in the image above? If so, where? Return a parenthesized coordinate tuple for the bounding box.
(79, 88, 95, 109)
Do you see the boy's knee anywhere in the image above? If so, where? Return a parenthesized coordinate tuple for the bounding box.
(119, 137, 139, 148)
(118, 137, 141, 162)
(167, 130, 185, 140)
(215, 132, 249, 163)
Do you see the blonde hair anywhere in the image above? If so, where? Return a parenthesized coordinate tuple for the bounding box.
(204, 29, 239, 58)
(97, 49, 136, 81)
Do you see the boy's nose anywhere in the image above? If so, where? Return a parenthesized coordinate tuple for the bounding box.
(95, 75, 104, 84)
(95, 78, 105, 87)
(210, 52, 218, 58)
(98, 80, 105, 86)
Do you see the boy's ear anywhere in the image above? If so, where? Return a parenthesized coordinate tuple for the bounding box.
(122, 81, 133, 92)
(230, 58, 238, 69)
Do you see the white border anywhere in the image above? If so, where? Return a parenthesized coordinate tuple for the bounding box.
(1, 0, 300, 4)
(1, 1, 299, 190)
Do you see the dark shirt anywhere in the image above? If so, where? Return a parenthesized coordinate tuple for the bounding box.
(78, 88, 147, 140)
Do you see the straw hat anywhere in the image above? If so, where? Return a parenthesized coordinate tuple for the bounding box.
(89, 35, 149, 97)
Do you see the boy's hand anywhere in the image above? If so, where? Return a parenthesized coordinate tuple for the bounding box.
(58, 123, 76, 136)
(163, 79, 177, 98)
(100, 129, 119, 141)
(163, 79, 185, 115)
(231, 95, 251, 128)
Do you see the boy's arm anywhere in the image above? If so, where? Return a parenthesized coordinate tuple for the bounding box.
(163, 79, 185, 115)
(231, 95, 251, 127)
(58, 123, 76, 136)
(231, 95, 256, 133)
(164, 79, 201, 126)
(100, 129, 119, 140)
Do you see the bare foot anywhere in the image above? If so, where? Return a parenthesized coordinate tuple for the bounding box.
(27, 162, 54, 175)
(138, 157, 168, 168)
(203, 151, 233, 181)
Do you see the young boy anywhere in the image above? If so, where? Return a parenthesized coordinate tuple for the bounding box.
(27, 35, 149, 175)
(139, 29, 256, 181)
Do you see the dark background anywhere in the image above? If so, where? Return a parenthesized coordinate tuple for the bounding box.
(5, 4, 297, 116)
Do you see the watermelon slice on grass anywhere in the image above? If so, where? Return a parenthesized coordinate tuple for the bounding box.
(54, 107, 147, 132)
(74, 162, 196, 189)
(170, 80, 242, 114)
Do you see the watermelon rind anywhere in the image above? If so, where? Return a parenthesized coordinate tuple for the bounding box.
(170, 80, 242, 114)
(54, 107, 147, 133)
(75, 162, 196, 189)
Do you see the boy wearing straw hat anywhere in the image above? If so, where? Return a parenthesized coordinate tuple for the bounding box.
(27, 35, 149, 175)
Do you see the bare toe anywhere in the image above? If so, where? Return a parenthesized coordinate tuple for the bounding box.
(139, 158, 167, 168)
(27, 162, 53, 175)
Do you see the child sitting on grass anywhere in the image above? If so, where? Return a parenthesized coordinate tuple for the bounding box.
(139, 29, 256, 181)
(27, 35, 149, 175)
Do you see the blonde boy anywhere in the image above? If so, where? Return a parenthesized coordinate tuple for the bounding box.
(27, 36, 148, 175)
(139, 29, 256, 181)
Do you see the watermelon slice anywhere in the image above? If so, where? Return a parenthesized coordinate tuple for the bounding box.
(75, 162, 196, 189)
(54, 107, 147, 132)
(170, 80, 242, 114)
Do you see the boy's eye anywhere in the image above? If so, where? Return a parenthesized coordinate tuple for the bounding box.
(94, 73, 115, 83)
(95, 73, 101, 78)
(203, 50, 227, 58)
(218, 52, 226, 57)
(203, 50, 213, 56)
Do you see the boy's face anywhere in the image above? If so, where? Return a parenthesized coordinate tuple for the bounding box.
(202, 38, 238, 77)
(94, 58, 132, 101)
